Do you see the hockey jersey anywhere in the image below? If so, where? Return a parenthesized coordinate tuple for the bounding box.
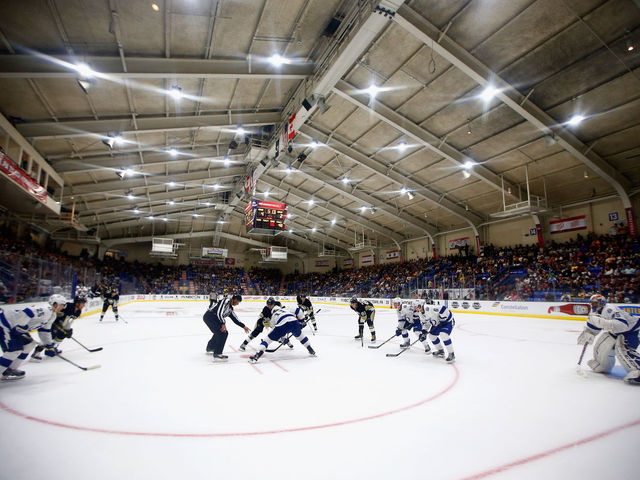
(0, 304, 56, 345)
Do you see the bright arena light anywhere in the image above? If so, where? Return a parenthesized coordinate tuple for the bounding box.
(480, 86, 498, 101)
(74, 63, 95, 78)
(568, 114, 585, 126)
(365, 84, 381, 98)
(269, 54, 286, 67)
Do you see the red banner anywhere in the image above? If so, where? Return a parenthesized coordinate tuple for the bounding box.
(0, 152, 47, 202)
(315, 259, 330, 267)
(385, 250, 400, 259)
(361, 254, 374, 264)
(626, 207, 637, 237)
(225, 258, 235, 265)
(449, 237, 469, 249)
(343, 258, 354, 267)
(549, 215, 587, 234)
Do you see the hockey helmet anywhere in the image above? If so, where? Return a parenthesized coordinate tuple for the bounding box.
(411, 299, 424, 311)
(266, 297, 276, 306)
(350, 296, 358, 305)
(74, 295, 87, 305)
(231, 294, 243, 302)
(392, 297, 402, 308)
(589, 294, 606, 313)
(48, 294, 66, 307)
(299, 293, 307, 298)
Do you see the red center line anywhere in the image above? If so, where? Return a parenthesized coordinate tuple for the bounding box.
(460, 417, 640, 480)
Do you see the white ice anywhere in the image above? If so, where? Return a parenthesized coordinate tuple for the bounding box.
(0, 300, 638, 480)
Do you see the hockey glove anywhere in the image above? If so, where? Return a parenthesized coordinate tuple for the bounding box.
(15, 331, 33, 346)
(65, 328, 73, 339)
(418, 333, 427, 342)
(577, 325, 598, 345)
(395, 328, 402, 337)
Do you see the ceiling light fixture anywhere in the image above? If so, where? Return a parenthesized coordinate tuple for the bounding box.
(462, 170, 471, 180)
(331, 218, 337, 225)
(236, 127, 245, 136)
(310, 139, 319, 149)
(341, 176, 349, 184)
(74, 63, 95, 78)
(308, 199, 315, 205)
(312, 227, 317, 232)
(365, 84, 381, 98)
(360, 206, 367, 212)
(133, 208, 140, 214)
(168, 200, 175, 205)
(127, 193, 134, 200)
(224, 156, 230, 166)
(400, 187, 407, 195)
(168, 181, 176, 187)
(397, 141, 407, 152)
(269, 54, 286, 67)
(568, 114, 585, 126)
(464, 160, 474, 170)
(151, 3, 160, 12)
(169, 85, 183, 100)
(584, 170, 589, 178)
(407, 192, 415, 200)
(213, 184, 220, 190)
(168, 148, 178, 157)
(480, 86, 498, 101)
(264, 191, 270, 198)
(627, 39, 635, 52)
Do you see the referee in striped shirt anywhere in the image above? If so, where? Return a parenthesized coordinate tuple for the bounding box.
(203, 294, 250, 360)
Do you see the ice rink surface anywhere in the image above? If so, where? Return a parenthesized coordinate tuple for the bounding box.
(1, 300, 638, 480)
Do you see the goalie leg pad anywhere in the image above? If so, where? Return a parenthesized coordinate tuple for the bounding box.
(588, 333, 616, 373)
(614, 334, 640, 374)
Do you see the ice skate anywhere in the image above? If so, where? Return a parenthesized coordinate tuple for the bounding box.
(1, 368, 26, 380)
(445, 352, 456, 363)
(371, 334, 377, 343)
(424, 344, 431, 355)
(433, 349, 445, 358)
(238, 342, 247, 352)
(249, 351, 264, 364)
(213, 354, 228, 361)
(400, 341, 410, 350)
(307, 346, 316, 356)
(354, 334, 362, 340)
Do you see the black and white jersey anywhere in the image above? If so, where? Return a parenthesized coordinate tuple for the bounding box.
(208, 296, 245, 328)
(296, 296, 313, 312)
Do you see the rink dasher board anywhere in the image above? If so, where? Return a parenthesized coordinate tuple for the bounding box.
(70, 294, 640, 323)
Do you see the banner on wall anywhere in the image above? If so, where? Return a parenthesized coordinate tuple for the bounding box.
(343, 258, 354, 267)
(449, 237, 469, 249)
(385, 250, 400, 259)
(315, 259, 330, 267)
(549, 215, 587, 234)
(361, 254, 374, 264)
(192, 259, 224, 266)
(202, 247, 228, 257)
(0, 152, 48, 203)
(225, 258, 235, 265)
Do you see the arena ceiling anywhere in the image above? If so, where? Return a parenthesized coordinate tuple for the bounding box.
(0, 0, 639, 257)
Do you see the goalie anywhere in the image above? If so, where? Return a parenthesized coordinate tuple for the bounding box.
(577, 294, 640, 385)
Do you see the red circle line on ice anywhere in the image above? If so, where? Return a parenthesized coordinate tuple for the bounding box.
(0, 364, 459, 438)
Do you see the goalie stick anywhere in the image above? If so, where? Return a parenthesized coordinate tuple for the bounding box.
(576, 343, 588, 377)
(386, 338, 420, 357)
(56, 353, 101, 371)
(71, 336, 103, 353)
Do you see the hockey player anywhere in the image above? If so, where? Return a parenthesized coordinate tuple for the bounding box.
(393, 298, 432, 353)
(203, 294, 250, 360)
(350, 297, 376, 343)
(248, 305, 316, 363)
(238, 297, 290, 351)
(208, 290, 225, 309)
(99, 282, 120, 322)
(297, 293, 318, 332)
(420, 299, 455, 363)
(0, 294, 66, 380)
(31, 295, 87, 361)
(577, 294, 640, 385)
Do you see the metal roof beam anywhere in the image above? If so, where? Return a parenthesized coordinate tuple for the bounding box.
(0, 55, 314, 80)
(299, 124, 484, 225)
(17, 111, 281, 139)
(260, 174, 402, 244)
(333, 80, 520, 202)
(394, 4, 632, 206)
(65, 166, 245, 197)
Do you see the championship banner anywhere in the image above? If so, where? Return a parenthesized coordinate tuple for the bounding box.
(315, 259, 330, 267)
(361, 254, 374, 264)
(343, 258, 354, 267)
(224, 258, 235, 265)
(549, 215, 587, 234)
(202, 247, 228, 258)
(0, 152, 47, 203)
(449, 237, 469, 249)
(385, 250, 400, 259)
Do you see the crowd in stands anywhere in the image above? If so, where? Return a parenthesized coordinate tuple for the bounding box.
(1, 217, 638, 304)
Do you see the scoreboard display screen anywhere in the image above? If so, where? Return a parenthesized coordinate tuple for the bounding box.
(245, 199, 287, 235)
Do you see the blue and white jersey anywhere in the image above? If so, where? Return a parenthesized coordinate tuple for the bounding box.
(0, 303, 56, 345)
(271, 307, 305, 329)
(396, 304, 413, 323)
(421, 304, 454, 329)
(588, 305, 640, 337)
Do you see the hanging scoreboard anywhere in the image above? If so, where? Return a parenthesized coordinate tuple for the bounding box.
(245, 199, 287, 235)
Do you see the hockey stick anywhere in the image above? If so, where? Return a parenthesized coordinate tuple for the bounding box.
(266, 334, 292, 353)
(70, 337, 103, 353)
(56, 353, 101, 371)
(368, 334, 396, 349)
(576, 343, 588, 377)
(386, 338, 420, 357)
